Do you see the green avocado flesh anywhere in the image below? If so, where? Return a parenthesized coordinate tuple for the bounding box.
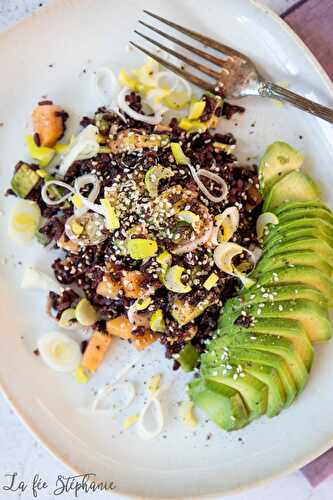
(255, 266, 333, 308)
(253, 250, 332, 277)
(188, 378, 249, 431)
(11, 164, 40, 198)
(258, 141, 304, 194)
(262, 238, 333, 266)
(188, 142, 333, 431)
(263, 228, 333, 252)
(263, 171, 320, 212)
(178, 343, 199, 372)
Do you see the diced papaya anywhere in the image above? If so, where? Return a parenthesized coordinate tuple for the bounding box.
(32, 103, 65, 147)
(97, 274, 122, 299)
(106, 315, 158, 350)
(81, 329, 112, 374)
(106, 315, 134, 340)
(134, 330, 158, 351)
(121, 271, 144, 299)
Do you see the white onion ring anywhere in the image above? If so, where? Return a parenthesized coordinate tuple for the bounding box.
(155, 71, 192, 102)
(136, 383, 169, 440)
(91, 382, 136, 415)
(74, 174, 101, 216)
(41, 180, 74, 206)
(172, 219, 213, 255)
(189, 165, 228, 203)
(117, 87, 162, 125)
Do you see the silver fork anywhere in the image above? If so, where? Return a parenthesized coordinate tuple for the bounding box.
(131, 11, 333, 124)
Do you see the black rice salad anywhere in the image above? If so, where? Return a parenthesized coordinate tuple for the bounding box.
(8, 78, 262, 376)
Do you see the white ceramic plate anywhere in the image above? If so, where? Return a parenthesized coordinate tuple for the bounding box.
(1, 0, 333, 498)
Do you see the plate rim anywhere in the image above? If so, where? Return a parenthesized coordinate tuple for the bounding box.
(1, 0, 333, 497)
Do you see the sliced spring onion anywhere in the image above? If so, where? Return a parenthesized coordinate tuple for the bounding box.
(149, 309, 166, 333)
(170, 142, 189, 165)
(214, 242, 256, 286)
(172, 206, 213, 255)
(134, 297, 152, 311)
(188, 165, 228, 203)
(179, 118, 207, 133)
(127, 238, 158, 260)
(9, 200, 41, 244)
(25, 135, 55, 167)
(136, 396, 164, 440)
(164, 265, 192, 294)
(54, 142, 70, 154)
(71, 193, 84, 209)
(155, 71, 191, 110)
(93, 66, 121, 108)
(145, 164, 174, 198)
(177, 210, 200, 231)
(119, 69, 139, 91)
(41, 180, 74, 206)
(179, 400, 197, 427)
(37, 331, 81, 372)
(91, 382, 136, 415)
(21, 267, 63, 294)
(211, 206, 240, 245)
(188, 100, 206, 120)
(59, 308, 77, 328)
(256, 212, 279, 240)
(100, 198, 120, 230)
(58, 125, 100, 176)
(156, 251, 172, 273)
(117, 87, 162, 125)
(65, 213, 107, 246)
(75, 298, 98, 326)
(203, 272, 219, 291)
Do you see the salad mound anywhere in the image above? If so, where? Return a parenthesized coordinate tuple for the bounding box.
(8, 56, 332, 434)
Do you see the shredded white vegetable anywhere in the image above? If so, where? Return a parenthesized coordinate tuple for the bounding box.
(117, 87, 162, 125)
(189, 165, 228, 203)
(21, 267, 64, 294)
(136, 383, 169, 440)
(93, 67, 127, 121)
(91, 382, 136, 415)
(58, 125, 100, 176)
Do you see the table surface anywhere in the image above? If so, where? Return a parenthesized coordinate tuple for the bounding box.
(1, 1, 333, 499)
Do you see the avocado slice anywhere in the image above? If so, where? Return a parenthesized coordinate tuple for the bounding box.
(258, 142, 304, 194)
(11, 163, 40, 198)
(200, 364, 268, 421)
(178, 343, 200, 372)
(273, 200, 332, 216)
(222, 348, 287, 416)
(253, 250, 332, 277)
(255, 265, 333, 308)
(263, 171, 320, 212)
(241, 283, 327, 308)
(221, 297, 331, 343)
(217, 318, 314, 372)
(188, 378, 249, 431)
(209, 330, 308, 392)
(263, 228, 333, 252)
(262, 237, 333, 267)
(278, 208, 333, 228)
(263, 219, 333, 247)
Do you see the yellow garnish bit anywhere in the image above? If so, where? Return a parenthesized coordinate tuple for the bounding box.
(134, 297, 152, 311)
(54, 142, 70, 154)
(203, 273, 219, 291)
(149, 309, 166, 333)
(123, 414, 139, 429)
(71, 193, 84, 209)
(179, 400, 198, 427)
(119, 69, 139, 91)
(148, 374, 161, 394)
(188, 100, 206, 120)
(127, 238, 158, 260)
(75, 366, 90, 384)
(170, 143, 189, 165)
(36, 169, 48, 178)
(100, 198, 120, 231)
(25, 135, 55, 167)
(71, 221, 84, 236)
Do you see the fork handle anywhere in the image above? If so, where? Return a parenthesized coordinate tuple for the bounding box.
(259, 81, 333, 124)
